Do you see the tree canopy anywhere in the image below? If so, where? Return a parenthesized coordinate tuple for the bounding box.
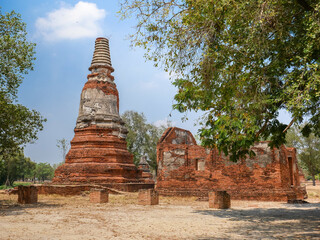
(0, 9, 46, 156)
(120, 0, 320, 161)
(121, 110, 168, 170)
(0, 9, 36, 98)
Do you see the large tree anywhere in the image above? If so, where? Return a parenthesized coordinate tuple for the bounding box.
(0, 9, 35, 98)
(121, 110, 168, 170)
(0, 9, 46, 184)
(120, 0, 320, 161)
(0, 9, 46, 156)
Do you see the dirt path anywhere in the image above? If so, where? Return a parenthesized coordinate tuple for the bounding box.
(1, 184, 319, 240)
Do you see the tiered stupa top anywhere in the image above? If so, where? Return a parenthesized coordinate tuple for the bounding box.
(89, 37, 112, 70)
(75, 37, 127, 138)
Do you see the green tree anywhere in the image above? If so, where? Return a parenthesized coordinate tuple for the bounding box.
(122, 111, 147, 165)
(0, 9, 35, 97)
(35, 162, 54, 182)
(121, 111, 168, 170)
(56, 138, 70, 163)
(286, 125, 320, 186)
(0, 150, 36, 186)
(120, 0, 320, 161)
(0, 94, 45, 157)
(0, 10, 46, 170)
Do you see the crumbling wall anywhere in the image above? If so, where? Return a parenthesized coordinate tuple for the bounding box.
(156, 127, 306, 201)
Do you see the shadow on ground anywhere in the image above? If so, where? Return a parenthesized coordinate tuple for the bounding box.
(0, 200, 62, 217)
(194, 203, 320, 239)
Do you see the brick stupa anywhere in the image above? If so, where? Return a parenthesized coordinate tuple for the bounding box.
(52, 38, 154, 191)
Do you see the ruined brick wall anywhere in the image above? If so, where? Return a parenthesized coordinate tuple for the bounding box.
(156, 127, 306, 201)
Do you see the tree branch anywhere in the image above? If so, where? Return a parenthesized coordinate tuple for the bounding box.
(283, 117, 296, 133)
(255, 118, 270, 138)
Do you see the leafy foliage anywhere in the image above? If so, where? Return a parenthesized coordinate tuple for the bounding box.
(0, 9, 46, 158)
(0, 93, 45, 156)
(0, 9, 36, 98)
(0, 149, 55, 186)
(286, 124, 320, 185)
(35, 162, 54, 182)
(0, 150, 36, 186)
(120, 0, 320, 161)
(121, 111, 169, 170)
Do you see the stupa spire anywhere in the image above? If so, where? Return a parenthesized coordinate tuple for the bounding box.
(89, 37, 112, 71)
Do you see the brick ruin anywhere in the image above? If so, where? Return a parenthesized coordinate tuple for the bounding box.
(52, 38, 154, 191)
(45, 38, 306, 202)
(156, 127, 307, 201)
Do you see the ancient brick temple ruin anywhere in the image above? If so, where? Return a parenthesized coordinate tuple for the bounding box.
(156, 127, 306, 201)
(52, 38, 154, 191)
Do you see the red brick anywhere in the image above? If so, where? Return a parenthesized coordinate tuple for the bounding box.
(156, 127, 307, 201)
(138, 189, 159, 205)
(209, 191, 231, 209)
(90, 189, 108, 203)
(18, 186, 38, 204)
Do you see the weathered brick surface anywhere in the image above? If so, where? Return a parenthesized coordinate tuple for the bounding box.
(52, 126, 152, 185)
(37, 185, 93, 196)
(90, 189, 108, 203)
(18, 186, 38, 204)
(52, 38, 154, 191)
(209, 191, 231, 209)
(37, 183, 155, 196)
(138, 189, 159, 205)
(156, 127, 306, 201)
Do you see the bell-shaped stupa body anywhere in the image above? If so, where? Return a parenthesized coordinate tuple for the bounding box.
(52, 38, 154, 190)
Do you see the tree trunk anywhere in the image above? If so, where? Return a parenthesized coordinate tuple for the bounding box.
(5, 176, 10, 187)
(312, 175, 316, 186)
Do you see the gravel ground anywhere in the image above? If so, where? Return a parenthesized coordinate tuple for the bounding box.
(0, 183, 319, 240)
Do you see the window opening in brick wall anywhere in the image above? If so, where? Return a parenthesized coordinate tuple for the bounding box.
(195, 159, 205, 171)
(288, 157, 294, 186)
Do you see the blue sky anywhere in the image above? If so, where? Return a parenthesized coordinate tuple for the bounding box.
(2, 1, 291, 164)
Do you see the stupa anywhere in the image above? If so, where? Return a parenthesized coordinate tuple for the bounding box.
(52, 38, 154, 191)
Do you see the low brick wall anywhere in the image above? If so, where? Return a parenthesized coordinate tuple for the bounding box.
(37, 183, 155, 196)
(36, 185, 93, 196)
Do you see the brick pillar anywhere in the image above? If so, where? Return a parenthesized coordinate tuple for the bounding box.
(138, 189, 159, 205)
(209, 191, 230, 209)
(90, 189, 108, 203)
(18, 186, 38, 204)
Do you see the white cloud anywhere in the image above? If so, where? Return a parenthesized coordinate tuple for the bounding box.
(36, 1, 106, 41)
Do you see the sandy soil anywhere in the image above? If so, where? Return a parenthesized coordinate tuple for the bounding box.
(1, 183, 320, 240)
